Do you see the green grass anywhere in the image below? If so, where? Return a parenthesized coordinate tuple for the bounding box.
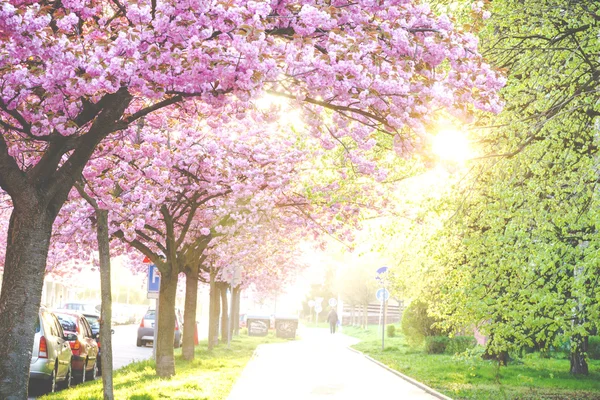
(342, 326, 600, 400)
(42, 334, 282, 400)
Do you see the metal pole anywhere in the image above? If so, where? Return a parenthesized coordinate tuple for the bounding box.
(382, 295, 386, 351)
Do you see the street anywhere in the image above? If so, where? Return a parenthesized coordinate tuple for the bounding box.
(228, 328, 440, 400)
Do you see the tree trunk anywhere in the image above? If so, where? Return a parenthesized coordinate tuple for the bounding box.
(350, 305, 354, 326)
(208, 269, 220, 350)
(219, 283, 229, 344)
(232, 287, 241, 336)
(0, 208, 53, 399)
(155, 266, 178, 378)
(182, 263, 199, 361)
(363, 304, 368, 329)
(570, 334, 589, 375)
(96, 209, 114, 400)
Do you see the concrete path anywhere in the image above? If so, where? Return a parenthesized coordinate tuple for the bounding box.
(228, 328, 440, 400)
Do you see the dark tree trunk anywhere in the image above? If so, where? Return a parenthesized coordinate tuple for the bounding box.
(182, 263, 199, 361)
(155, 266, 178, 378)
(96, 209, 114, 400)
(570, 334, 589, 375)
(0, 208, 53, 399)
(219, 283, 229, 344)
(232, 287, 241, 336)
(208, 270, 220, 350)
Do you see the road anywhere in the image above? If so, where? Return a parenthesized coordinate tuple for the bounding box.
(228, 328, 440, 400)
(112, 323, 152, 369)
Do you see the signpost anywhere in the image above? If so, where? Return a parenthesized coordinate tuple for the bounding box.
(376, 266, 388, 351)
(308, 300, 315, 324)
(328, 298, 337, 307)
(147, 264, 160, 360)
(314, 298, 323, 325)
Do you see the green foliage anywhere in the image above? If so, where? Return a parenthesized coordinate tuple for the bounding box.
(344, 326, 600, 399)
(386, 324, 396, 338)
(425, 336, 449, 354)
(588, 336, 600, 360)
(401, 300, 442, 346)
(446, 336, 477, 355)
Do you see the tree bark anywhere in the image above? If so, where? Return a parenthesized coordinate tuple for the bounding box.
(155, 266, 178, 378)
(96, 209, 114, 400)
(208, 269, 220, 350)
(182, 263, 199, 361)
(219, 283, 229, 344)
(232, 287, 241, 336)
(0, 208, 53, 399)
(570, 334, 589, 375)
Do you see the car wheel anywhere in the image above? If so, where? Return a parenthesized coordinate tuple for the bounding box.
(80, 359, 87, 383)
(62, 366, 72, 390)
(136, 338, 142, 347)
(46, 366, 57, 393)
(86, 360, 97, 381)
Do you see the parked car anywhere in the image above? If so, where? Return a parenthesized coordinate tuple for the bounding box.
(54, 310, 99, 383)
(29, 308, 73, 393)
(81, 312, 102, 374)
(137, 308, 183, 348)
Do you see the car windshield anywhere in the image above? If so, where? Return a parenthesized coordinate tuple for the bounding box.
(85, 315, 100, 330)
(55, 313, 77, 332)
(144, 310, 155, 320)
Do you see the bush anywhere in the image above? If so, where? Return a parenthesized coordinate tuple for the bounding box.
(425, 336, 449, 354)
(387, 325, 396, 338)
(446, 336, 477, 354)
(589, 336, 600, 360)
(240, 327, 248, 335)
(401, 299, 442, 346)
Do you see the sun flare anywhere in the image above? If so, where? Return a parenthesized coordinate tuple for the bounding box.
(431, 127, 472, 163)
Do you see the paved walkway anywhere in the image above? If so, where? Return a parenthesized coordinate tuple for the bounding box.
(228, 328, 440, 400)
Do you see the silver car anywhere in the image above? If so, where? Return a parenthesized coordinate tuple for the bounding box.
(30, 308, 74, 393)
(136, 308, 183, 348)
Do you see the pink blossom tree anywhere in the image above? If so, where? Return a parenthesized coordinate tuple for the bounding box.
(0, 1, 503, 396)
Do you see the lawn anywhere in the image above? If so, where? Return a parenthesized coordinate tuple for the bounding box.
(42, 334, 281, 400)
(342, 326, 600, 400)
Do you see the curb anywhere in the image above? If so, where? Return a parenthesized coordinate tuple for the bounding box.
(346, 347, 453, 400)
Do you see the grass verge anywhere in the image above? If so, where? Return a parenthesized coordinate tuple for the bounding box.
(342, 326, 600, 400)
(42, 334, 281, 400)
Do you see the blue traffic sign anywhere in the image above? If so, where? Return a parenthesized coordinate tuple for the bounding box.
(148, 264, 161, 293)
(376, 266, 388, 275)
(376, 288, 390, 302)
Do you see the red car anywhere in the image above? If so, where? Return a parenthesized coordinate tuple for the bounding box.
(54, 310, 99, 383)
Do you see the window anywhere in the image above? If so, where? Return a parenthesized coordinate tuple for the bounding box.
(55, 313, 78, 333)
(81, 318, 92, 338)
(52, 314, 64, 338)
(42, 312, 57, 336)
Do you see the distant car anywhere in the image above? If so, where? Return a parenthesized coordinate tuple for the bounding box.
(54, 310, 99, 383)
(137, 308, 183, 348)
(29, 308, 73, 393)
(62, 302, 101, 314)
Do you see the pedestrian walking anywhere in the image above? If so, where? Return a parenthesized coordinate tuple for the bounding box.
(327, 307, 339, 334)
